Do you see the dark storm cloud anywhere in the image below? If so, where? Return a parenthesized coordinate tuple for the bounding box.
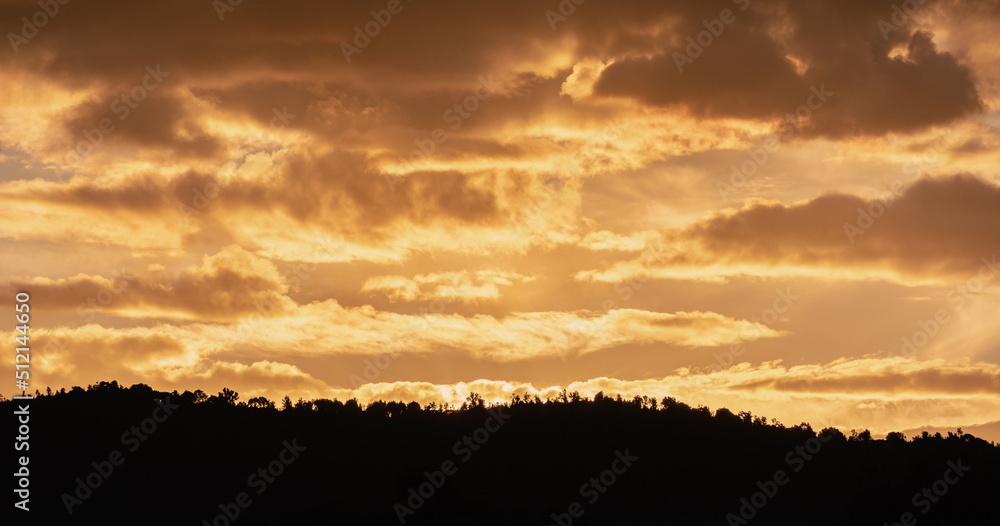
(594, 0, 984, 136)
(3, 0, 986, 140)
(685, 174, 1000, 277)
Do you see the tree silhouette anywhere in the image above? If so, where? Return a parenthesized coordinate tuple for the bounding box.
(465, 392, 485, 409)
(248, 396, 274, 409)
(8, 381, 998, 525)
(212, 387, 239, 405)
(886, 431, 907, 443)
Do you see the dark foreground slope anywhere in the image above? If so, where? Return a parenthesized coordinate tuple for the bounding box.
(4, 383, 998, 525)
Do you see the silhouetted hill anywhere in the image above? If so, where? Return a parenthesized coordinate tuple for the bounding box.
(4, 382, 998, 525)
(902, 419, 1000, 445)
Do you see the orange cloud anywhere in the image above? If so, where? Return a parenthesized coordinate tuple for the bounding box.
(361, 269, 536, 303)
(577, 175, 1000, 285)
(1, 245, 293, 322)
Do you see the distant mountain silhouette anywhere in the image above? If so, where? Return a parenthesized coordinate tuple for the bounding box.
(4, 381, 997, 525)
(902, 419, 1000, 445)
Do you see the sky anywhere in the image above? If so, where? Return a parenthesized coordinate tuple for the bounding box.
(2, 0, 999, 441)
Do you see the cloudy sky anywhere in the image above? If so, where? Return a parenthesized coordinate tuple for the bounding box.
(2, 0, 999, 440)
